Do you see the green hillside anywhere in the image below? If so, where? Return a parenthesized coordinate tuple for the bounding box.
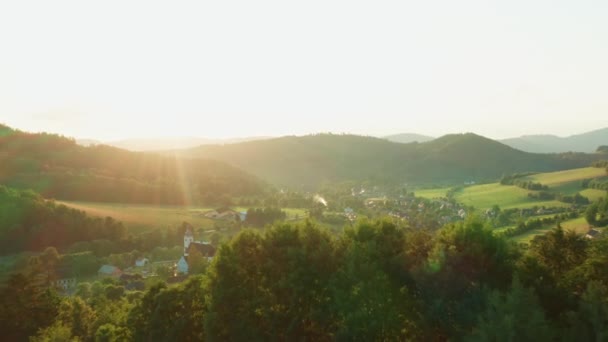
(175, 133, 602, 189)
(0, 124, 265, 205)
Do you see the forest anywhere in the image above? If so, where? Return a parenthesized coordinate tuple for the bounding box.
(0, 124, 264, 205)
(2, 217, 608, 341)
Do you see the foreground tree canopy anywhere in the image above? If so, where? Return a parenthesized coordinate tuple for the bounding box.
(2, 217, 608, 341)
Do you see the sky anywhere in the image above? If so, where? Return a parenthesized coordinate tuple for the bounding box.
(1, 0, 608, 141)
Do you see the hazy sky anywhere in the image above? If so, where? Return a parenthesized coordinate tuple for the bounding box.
(1, 0, 608, 140)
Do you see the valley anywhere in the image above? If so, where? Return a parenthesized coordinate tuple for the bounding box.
(1, 124, 608, 341)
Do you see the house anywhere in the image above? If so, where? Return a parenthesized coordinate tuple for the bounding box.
(586, 229, 601, 239)
(135, 257, 149, 267)
(98, 265, 122, 278)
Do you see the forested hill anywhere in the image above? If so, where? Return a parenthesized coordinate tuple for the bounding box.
(0, 185, 126, 254)
(0, 124, 264, 204)
(174, 133, 602, 188)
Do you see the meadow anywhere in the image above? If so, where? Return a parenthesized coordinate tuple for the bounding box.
(416, 167, 607, 210)
(511, 217, 591, 243)
(59, 201, 308, 231)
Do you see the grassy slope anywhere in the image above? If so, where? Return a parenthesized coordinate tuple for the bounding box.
(511, 217, 591, 243)
(524, 167, 606, 191)
(453, 183, 566, 210)
(414, 187, 451, 199)
(60, 201, 307, 231)
(434, 167, 608, 210)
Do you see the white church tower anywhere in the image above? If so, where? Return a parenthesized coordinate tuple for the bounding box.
(184, 227, 194, 256)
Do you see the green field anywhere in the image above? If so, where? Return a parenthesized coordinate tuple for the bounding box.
(579, 188, 607, 202)
(415, 167, 607, 210)
(453, 183, 567, 210)
(60, 201, 307, 231)
(525, 167, 605, 187)
(416, 182, 569, 210)
(414, 187, 450, 199)
(511, 217, 591, 243)
(524, 167, 607, 195)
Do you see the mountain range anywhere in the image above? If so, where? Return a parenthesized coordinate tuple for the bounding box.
(77, 127, 608, 154)
(4, 123, 607, 195)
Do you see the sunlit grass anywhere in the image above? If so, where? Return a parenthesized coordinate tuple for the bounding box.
(414, 187, 450, 199)
(525, 167, 606, 186)
(524, 167, 606, 196)
(580, 188, 607, 202)
(59, 201, 308, 232)
(510, 216, 590, 244)
(453, 183, 567, 210)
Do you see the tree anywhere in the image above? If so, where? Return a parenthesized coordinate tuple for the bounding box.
(95, 324, 128, 342)
(563, 281, 608, 341)
(187, 247, 208, 275)
(0, 273, 60, 341)
(467, 277, 553, 341)
(104, 285, 125, 301)
(415, 217, 518, 338)
(331, 220, 422, 340)
(30, 323, 76, 342)
(206, 222, 339, 340)
(529, 226, 588, 280)
(128, 277, 206, 341)
(586, 203, 599, 226)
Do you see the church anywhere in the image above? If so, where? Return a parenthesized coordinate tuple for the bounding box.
(176, 227, 217, 274)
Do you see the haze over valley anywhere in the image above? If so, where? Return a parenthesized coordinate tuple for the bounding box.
(2, 1, 608, 341)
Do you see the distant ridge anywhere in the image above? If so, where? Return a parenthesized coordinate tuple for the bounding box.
(111, 136, 274, 151)
(383, 133, 434, 144)
(77, 136, 273, 151)
(501, 127, 608, 153)
(173, 132, 603, 189)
